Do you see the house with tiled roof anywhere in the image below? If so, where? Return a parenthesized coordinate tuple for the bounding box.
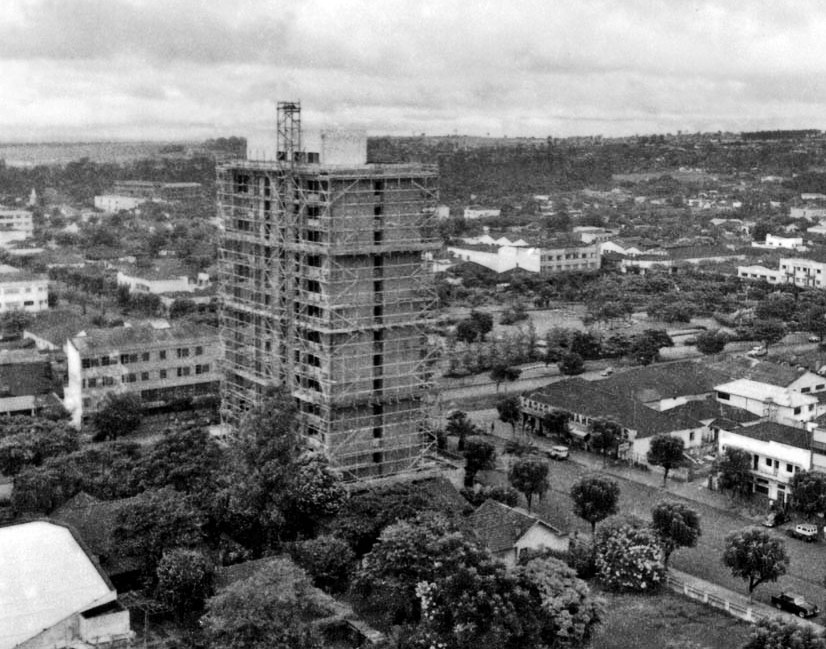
(718, 421, 812, 504)
(469, 499, 568, 567)
(714, 378, 823, 426)
(521, 378, 707, 462)
(709, 357, 826, 395)
(51, 492, 143, 590)
(597, 360, 731, 410)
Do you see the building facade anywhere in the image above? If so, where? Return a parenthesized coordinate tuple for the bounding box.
(218, 109, 438, 479)
(0, 271, 49, 312)
(738, 257, 826, 288)
(63, 322, 220, 426)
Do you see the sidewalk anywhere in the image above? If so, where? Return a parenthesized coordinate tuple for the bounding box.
(670, 567, 824, 631)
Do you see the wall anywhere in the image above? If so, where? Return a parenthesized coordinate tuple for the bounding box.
(64, 339, 83, 427)
(79, 608, 132, 643)
(116, 271, 192, 295)
(94, 195, 145, 212)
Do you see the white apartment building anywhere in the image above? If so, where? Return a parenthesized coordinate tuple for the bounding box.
(463, 207, 501, 220)
(0, 208, 33, 235)
(116, 267, 195, 295)
(93, 195, 146, 212)
(718, 421, 811, 503)
(0, 271, 49, 313)
(738, 257, 826, 289)
(714, 379, 822, 426)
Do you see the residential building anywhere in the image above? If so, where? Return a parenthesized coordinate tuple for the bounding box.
(0, 207, 33, 246)
(446, 240, 599, 275)
(738, 256, 826, 288)
(0, 520, 132, 649)
(596, 360, 730, 411)
(714, 379, 822, 425)
(718, 421, 811, 503)
(620, 246, 747, 273)
(93, 195, 145, 212)
(218, 102, 439, 479)
(463, 207, 501, 220)
(0, 270, 49, 312)
(0, 350, 62, 417)
(63, 321, 220, 426)
(521, 378, 707, 463)
(709, 357, 826, 395)
(539, 241, 600, 274)
(469, 499, 568, 567)
(752, 234, 804, 249)
(112, 180, 202, 201)
(116, 262, 205, 295)
(791, 207, 826, 220)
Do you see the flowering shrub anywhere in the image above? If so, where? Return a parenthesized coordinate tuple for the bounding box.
(594, 523, 665, 592)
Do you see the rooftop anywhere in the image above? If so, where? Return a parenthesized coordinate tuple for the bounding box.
(729, 421, 811, 450)
(597, 360, 731, 403)
(714, 379, 818, 408)
(0, 520, 116, 649)
(70, 321, 218, 352)
(469, 498, 564, 554)
(709, 357, 816, 388)
(525, 378, 702, 437)
(117, 259, 190, 280)
(666, 396, 761, 424)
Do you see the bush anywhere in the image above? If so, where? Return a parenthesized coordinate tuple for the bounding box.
(594, 522, 665, 592)
(291, 535, 355, 594)
(460, 484, 520, 508)
(566, 532, 596, 579)
(504, 439, 539, 456)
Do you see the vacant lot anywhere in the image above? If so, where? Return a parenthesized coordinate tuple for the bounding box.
(591, 590, 750, 649)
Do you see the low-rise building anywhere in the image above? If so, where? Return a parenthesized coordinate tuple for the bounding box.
(63, 321, 220, 426)
(718, 421, 811, 503)
(752, 234, 805, 250)
(469, 499, 568, 567)
(463, 207, 501, 220)
(0, 520, 132, 649)
(93, 195, 146, 213)
(112, 180, 202, 201)
(791, 206, 826, 220)
(714, 379, 822, 426)
(0, 350, 62, 417)
(447, 240, 599, 275)
(116, 262, 203, 295)
(738, 256, 826, 289)
(620, 246, 747, 274)
(0, 270, 49, 313)
(521, 378, 707, 464)
(0, 208, 33, 247)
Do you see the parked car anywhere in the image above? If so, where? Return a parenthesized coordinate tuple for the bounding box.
(810, 335, 821, 343)
(600, 367, 613, 376)
(789, 523, 819, 542)
(748, 346, 767, 357)
(762, 510, 788, 527)
(547, 445, 569, 460)
(770, 592, 820, 618)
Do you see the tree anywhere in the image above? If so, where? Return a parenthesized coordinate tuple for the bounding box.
(470, 310, 494, 340)
(201, 557, 330, 649)
(113, 488, 206, 578)
(558, 350, 585, 376)
(0, 417, 79, 477)
(594, 521, 665, 592)
(722, 527, 789, 599)
(496, 396, 521, 433)
(291, 535, 355, 594)
(0, 310, 33, 336)
(570, 474, 620, 536)
(717, 447, 754, 500)
(541, 409, 570, 438)
(789, 470, 826, 519)
(280, 452, 347, 538)
(168, 297, 199, 319)
(92, 392, 142, 441)
(695, 329, 728, 355)
(413, 555, 540, 649)
(752, 318, 787, 352)
(804, 305, 826, 343)
(743, 618, 826, 649)
(463, 436, 497, 487)
(589, 418, 622, 466)
(446, 410, 478, 452)
(647, 434, 685, 486)
(650, 500, 701, 568)
(156, 548, 214, 619)
(515, 557, 605, 647)
(490, 363, 522, 391)
(752, 221, 771, 242)
(508, 456, 549, 512)
(460, 484, 520, 508)
(629, 334, 661, 366)
(353, 514, 489, 626)
(755, 293, 796, 321)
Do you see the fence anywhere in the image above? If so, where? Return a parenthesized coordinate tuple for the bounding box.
(666, 573, 769, 624)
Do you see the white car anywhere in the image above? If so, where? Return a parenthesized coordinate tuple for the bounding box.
(748, 346, 767, 357)
(547, 445, 569, 460)
(600, 367, 614, 376)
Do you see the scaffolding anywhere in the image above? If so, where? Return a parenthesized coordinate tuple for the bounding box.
(217, 107, 439, 479)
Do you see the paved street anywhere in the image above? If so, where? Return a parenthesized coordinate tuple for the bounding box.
(465, 411, 826, 613)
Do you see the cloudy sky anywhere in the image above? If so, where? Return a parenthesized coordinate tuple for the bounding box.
(2, 0, 826, 142)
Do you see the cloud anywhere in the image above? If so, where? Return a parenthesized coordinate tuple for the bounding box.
(1, 0, 826, 140)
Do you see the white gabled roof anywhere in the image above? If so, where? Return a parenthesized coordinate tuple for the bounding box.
(714, 379, 818, 408)
(0, 521, 117, 649)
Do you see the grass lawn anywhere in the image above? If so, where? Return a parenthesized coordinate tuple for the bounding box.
(591, 590, 751, 649)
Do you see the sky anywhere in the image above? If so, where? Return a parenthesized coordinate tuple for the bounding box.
(2, 0, 826, 142)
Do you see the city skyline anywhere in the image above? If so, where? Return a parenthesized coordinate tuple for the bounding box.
(3, 0, 826, 142)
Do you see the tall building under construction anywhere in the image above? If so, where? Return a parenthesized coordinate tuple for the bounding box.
(217, 102, 439, 479)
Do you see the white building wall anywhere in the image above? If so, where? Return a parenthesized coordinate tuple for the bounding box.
(116, 271, 192, 295)
(64, 340, 84, 427)
(0, 277, 49, 312)
(93, 195, 145, 212)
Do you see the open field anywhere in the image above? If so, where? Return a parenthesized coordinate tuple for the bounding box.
(591, 590, 750, 649)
